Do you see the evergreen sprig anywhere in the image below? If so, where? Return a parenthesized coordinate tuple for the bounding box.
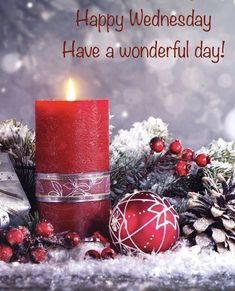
(0, 119, 35, 167)
(201, 139, 235, 182)
(0, 118, 234, 216)
(0, 119, 36, 207)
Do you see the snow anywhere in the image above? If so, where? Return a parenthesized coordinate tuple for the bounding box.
(110, 117, 169, 168)
(0, 119, 34, 141)
(1, 240, 235, 290)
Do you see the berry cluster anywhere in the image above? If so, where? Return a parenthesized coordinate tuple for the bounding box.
(84, 231, 116, 260)
(150, 137, 211, 177)
(0, 222, 58, 263)
(0, 221, 116, 264)
(85, 247, 116, 260)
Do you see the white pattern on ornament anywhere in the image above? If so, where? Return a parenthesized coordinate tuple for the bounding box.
(109, 192, 179, 254)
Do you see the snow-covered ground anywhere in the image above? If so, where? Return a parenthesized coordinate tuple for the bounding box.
(1, 240, 235, 290)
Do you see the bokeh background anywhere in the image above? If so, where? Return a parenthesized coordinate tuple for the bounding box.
(0, 0, 234, 148)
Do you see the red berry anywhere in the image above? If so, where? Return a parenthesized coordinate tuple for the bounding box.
(195, 154, 211, 167)
(181, 148, 194, 161)
(150, 137, 165, 153)
(6, 228, 24, 246)
(64, 232, 80, 248)
(101, 247, 116, 260)
(18, 226, 30, 239)
(93, 231, 110, 246)
(169, 140, 183, 155)
(175, 161, 189, 176)
(85, 249, 101, 260)
(0, 244, 13, 262)
(30, 247, 47, 263)
(35, 221, 54, 238)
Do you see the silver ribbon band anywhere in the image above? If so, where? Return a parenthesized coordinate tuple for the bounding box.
(36, 171, 110, 203)
(36, 172, 110, 180)
(37, 193, 110, 203)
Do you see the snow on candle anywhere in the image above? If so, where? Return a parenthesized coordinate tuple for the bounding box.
(35, 79, 110, 238)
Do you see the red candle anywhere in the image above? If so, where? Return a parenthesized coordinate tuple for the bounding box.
(35, 80, 110, 238)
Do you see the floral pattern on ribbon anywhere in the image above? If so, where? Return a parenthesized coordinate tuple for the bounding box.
(36, 173, 110, 199)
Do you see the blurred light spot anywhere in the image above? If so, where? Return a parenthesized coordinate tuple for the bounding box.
(27, 2, 33, 8)
(181, 67, 205, 92)
(164, 93, 186, 116)
(121, 111, 129, 118)
(93, 79, 102, 87)
(115, 42, 121, 48)
(1, 88, 6, 93)
(123, 88, 142, 105)
(113, 104, 128, 118)
(157, 71, 174, 86)
(27, 34, 72, 82)
(171, 11, 177, 16)
(41, 11, 54, 21)
(1, 53, 22, 74)
(145, 39, 177, 71)
(224, 108, 235, 139)
(33, 74, 39, 81)
(50, 0, 78, 12)
(218, 73, 232, 88)
(205, 91, 220, 107)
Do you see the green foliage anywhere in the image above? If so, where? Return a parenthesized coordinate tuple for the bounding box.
(0, 118, 234, 216)
(0, 119, 35, 167)
(202, 139, 235, 182)
(23, 212, 40, 231)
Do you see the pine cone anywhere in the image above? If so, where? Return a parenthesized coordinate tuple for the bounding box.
(180, 170, 235, 253)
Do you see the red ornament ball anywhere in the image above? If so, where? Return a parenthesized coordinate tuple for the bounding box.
(64, 232, 81, 248)
(109, 191, 179, 254)
(0, 244, 13, 262)
(101, 247, 116, 260)
(181, 148, 194, 161)
(35, 221, 54, 238)
(30, 247, 47, 263)
(85, 249, 101, 260)
(150, 137, 165, 153)
(6, 228, 24, 246)
(175, 161, 189, 176)
(169, 140, 183, 155)
(195, 154, 211, 167)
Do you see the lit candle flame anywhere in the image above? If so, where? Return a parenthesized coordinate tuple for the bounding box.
(66, 78, 76, 101)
